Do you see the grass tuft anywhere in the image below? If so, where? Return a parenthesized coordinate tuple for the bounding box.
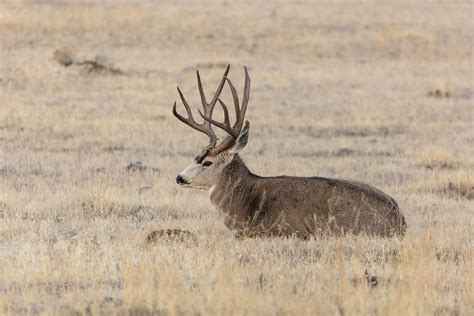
(440, 172, 474, 200)
(417, 147, 458, 170)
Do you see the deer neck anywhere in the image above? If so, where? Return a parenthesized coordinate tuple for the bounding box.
(209, 154, 255, 216)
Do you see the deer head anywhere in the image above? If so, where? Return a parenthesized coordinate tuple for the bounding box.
(173, 65, 251, 189)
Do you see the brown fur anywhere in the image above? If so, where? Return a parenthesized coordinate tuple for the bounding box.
(210, 155, 406, 239)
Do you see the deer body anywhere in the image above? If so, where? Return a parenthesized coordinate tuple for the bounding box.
(210, 155, 405, 238)
(172, 65, 406, 239)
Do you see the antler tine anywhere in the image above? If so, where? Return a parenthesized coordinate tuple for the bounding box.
(197, 65, 230, 118)
(225, 77, 240, 118)
(177, 86, 193, 119)
(217, 99, 232, 134)
(239, 66, 251, 126)
(196, 70, 208, 114)
(209, 64, 230, 111)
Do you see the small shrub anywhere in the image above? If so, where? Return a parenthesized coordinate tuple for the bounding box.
(52, 46, 76, 67)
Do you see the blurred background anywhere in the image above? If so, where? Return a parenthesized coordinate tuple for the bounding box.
(0, 1, 473, 315)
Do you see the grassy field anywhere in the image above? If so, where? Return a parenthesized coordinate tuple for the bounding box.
(1, 1, 473, 314)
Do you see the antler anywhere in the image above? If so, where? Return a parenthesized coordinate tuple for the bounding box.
(172, 65, 230, 157)
(173, 65, 251, 159)
(199, 66, 250, 156)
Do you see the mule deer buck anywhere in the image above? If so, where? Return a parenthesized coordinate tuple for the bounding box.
(173, 65, 406, 239)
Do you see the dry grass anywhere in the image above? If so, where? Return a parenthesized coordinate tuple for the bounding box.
(417, 146, 458, 170)
(1, 1, 473, 315)
(440, 171, 474, 200)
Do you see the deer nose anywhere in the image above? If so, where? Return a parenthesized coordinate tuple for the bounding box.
(176, 175, 186, 185)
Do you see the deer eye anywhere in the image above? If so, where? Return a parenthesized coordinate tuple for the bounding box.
(203, 161, 213, 167)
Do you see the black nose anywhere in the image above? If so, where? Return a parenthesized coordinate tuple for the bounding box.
(176, 175, 186, 185)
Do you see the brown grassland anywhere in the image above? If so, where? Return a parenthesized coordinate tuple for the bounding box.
(1, 1, 473, 315)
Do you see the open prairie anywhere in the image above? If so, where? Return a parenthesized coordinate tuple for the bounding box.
(1, 1, 473, 314)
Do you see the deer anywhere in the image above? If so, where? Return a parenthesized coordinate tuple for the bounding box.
(172, 65, 406, 239)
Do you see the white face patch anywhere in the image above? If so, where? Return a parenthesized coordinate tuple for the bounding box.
(179, 161, 201, 187)
(177, 153, 232, 189)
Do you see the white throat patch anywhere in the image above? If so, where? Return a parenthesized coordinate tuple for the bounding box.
(208, 185, 216, 197)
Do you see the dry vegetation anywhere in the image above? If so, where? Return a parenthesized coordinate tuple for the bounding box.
(1, 1, 473, 315)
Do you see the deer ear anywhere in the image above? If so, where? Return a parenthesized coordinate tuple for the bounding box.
(230, 121, 250, 153)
